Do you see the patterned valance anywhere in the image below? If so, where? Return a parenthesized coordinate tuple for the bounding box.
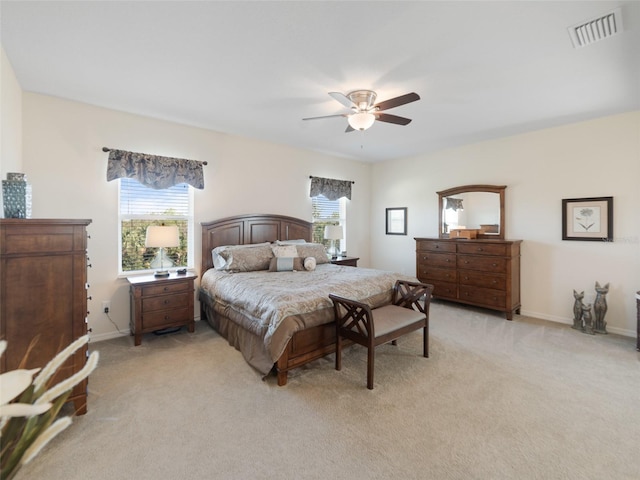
(445, 197, 464, 211)
(309, 176, 353, 201)
(105, 148, 205, 190)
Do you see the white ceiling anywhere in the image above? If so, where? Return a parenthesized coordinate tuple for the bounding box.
(2, 1, 639, 162)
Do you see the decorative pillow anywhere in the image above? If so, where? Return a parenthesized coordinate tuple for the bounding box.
(295, 243, 329, 264)
(269, 257, 305, 272)
(275, 239, 307, 245)
(303, 257, 316, 271)
(272, 245, 298, 258)
(212, 243, 273, 272)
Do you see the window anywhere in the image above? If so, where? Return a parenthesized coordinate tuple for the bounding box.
(119, 178, 194, 274)
(312, 194, 346, 252)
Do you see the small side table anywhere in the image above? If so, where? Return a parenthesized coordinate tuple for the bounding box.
(127, 272, 196, 346)
(331, 256, 359, 267)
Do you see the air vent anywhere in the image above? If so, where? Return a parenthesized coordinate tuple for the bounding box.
(568, 7, 623, 48)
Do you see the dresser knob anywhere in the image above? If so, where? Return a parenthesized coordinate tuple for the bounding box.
(164, 300, 170, 304)
(492, 263, 497, 267)
(477, 247, 483, 252)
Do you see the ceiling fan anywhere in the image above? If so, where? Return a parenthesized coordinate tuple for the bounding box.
(303, 90, 420, 132)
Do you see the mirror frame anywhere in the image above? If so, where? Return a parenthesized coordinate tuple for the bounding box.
(437, 184, 506, 240)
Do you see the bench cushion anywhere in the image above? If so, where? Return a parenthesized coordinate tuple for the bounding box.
(372, 305, 425, 338)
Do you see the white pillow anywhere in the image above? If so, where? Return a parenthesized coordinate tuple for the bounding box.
(303, 257, 316, 271)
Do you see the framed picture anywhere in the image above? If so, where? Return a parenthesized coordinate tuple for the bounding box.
(386, 207, 407, 235)
(562, 196, 613, 242)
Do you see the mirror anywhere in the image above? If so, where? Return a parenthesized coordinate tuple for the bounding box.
(437, 185, 506, 239)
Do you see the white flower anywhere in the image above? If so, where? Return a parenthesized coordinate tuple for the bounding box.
(20, 417, 72, 465)
(33, 334, 90, 391)
(0, 367, 52, 420)
(35, 351, 99, 406)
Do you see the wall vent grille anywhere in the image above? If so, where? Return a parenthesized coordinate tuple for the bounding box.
(568, 8, 623, 48)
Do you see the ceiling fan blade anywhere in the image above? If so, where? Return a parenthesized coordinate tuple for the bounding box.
(345, 124, 355, 133)
(374, 92, 420, 111)
(329, 92, 354, 108)
(302, 113, 348, 121)
(375, 113, 412, 126)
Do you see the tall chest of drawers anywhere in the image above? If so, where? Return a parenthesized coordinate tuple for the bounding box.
(0, 219, 92, 414)
(415, 237, 522, 320)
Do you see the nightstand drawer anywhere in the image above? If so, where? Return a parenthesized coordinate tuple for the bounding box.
(142, 281, 190, 297)
(142, 306, 192, 330)
(142, 292, 190, 312)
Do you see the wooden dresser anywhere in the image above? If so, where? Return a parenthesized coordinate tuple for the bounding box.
(415, 237, 522, 320)
(0, 219, 92, 414)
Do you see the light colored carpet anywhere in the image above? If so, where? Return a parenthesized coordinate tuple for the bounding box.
(16, 301, 640, 480)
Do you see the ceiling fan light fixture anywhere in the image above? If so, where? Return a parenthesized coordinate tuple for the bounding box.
(348, 112, 375, 131)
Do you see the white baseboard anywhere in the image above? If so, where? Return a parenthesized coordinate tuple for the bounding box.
(90, 317, 202, 343)
(520, 309, 635, 338)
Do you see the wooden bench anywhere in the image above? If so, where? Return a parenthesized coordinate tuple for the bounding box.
(329, 280, 434, 389)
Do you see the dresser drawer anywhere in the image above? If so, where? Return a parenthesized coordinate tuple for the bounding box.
(142, 306, 192, 330)
(142, 292, 190, 312)
(417, 252, 456, 268)
(458, 255, 506, 273)
(416, 240, 456, 253)
(418, 265, 457, 283)
(459, 270, 506, 290)
(141, 281, 190, 297)
(430, 281, 457, 299)
(459, 285, 506, 308)
(457, 243, 508, 256)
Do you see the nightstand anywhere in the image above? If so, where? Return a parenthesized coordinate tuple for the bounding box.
(127, 272, 196, 346)
(330, 256, 359, 267)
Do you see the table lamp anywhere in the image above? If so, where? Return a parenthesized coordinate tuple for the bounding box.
(324, 225, 343, 259)
(145, 225, 180, 277)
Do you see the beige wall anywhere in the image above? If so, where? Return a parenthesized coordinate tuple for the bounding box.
(21, 93, 371, 340)
(1, 46, 22, 179)
(12, 80, 640, 339)
(371, 111, 640, 336)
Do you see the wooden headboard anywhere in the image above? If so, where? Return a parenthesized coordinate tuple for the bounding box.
(200, 213, 313, 273)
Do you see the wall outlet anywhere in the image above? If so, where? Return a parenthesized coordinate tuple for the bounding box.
(102, 301, 111, 314)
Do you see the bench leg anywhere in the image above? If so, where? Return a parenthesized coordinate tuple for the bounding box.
(367, 346, 375, 390)
(423, 325, 429, 358)
(335, 335, 342, 371)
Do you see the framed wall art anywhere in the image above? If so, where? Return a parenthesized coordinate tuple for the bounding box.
(562, 196, 613, 242)
(386, 207, 407, 235)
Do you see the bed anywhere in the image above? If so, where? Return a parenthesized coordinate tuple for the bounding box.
(199, 213, 408, 385)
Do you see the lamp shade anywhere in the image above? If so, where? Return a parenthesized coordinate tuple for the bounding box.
(145, 225, 180, 248)
(348, 112, 375, 131)
(324, 225, 344, 240)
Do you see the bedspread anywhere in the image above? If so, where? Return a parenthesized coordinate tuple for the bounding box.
(200, 263, 412, 370)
